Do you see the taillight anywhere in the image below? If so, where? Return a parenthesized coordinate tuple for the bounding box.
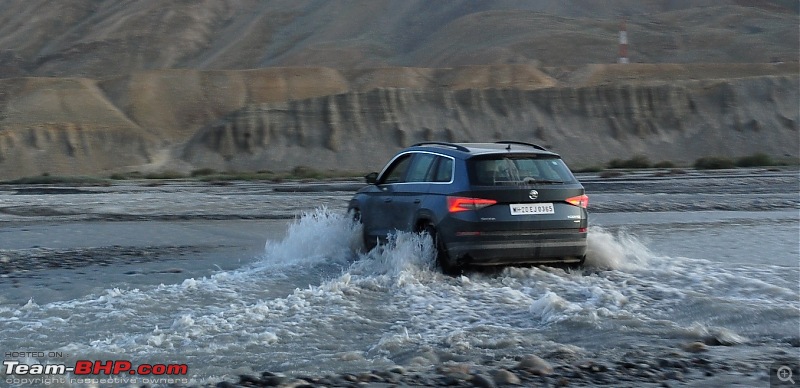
(565, 194, 589, 208)
(447, 196, 497, 213)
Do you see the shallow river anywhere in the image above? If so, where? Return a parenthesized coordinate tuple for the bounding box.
(0, 170, 797, 387)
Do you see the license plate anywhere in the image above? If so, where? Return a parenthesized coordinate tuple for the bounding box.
(510, 203, 554, 215)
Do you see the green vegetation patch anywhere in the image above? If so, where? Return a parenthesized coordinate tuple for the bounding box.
(1, 175, 111, 186)
(607, 155, 652, 169)
(653, 160, 676, 169)
(694, 157, 736, 170)
(735, 153, 774, 167)
(574, 165, 604, 173)
(196, 167, 366, 182)
(190, 168, 217, 177)
(695, 153, 794, 170)
(144, 171, 187, 180)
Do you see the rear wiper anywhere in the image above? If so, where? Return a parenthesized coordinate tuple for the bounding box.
(522, 177, 563, 184)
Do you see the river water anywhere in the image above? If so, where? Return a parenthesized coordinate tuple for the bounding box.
(0, 170, 797, 386)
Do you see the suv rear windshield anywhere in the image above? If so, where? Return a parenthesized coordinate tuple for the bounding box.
(468, 155, 578, 186)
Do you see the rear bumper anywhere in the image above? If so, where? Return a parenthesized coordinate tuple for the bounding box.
(443, 232, 587, 266)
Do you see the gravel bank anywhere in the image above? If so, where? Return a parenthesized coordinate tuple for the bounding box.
(0, 170, 797, 224)
(208, 347, 800, 387)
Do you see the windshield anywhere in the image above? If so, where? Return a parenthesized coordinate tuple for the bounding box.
(468, 155, 578, 186)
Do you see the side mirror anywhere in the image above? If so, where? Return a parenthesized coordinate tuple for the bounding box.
(365, 172, 378, 184)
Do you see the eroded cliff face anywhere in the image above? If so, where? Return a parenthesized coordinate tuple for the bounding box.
(0, 64, 562, 179)
(0, 65, 796, 179)
(0, 124, 157, 178)
(0, 78, 158, 178)
(181, 75, 799, 171)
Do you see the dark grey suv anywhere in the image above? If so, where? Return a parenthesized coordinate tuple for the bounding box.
(348, 141, 588, 273)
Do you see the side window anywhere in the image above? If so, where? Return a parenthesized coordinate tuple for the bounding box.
(380, 154, 413, 184)
(406, 153, 437, 182)
(433, 157, 453, 182)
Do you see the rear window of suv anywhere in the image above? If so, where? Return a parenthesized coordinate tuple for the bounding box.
(468, 155, 578, 186)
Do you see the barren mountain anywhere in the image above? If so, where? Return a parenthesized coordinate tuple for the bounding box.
(0, 0, 796, 77)
(180, 73, 798, 171)
(0, 0, 797, 179)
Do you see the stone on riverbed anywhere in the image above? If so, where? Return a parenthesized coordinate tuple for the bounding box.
(491, 368, 522, 385)
(515, 355, 554, 375)
(683, 341, 709, 353)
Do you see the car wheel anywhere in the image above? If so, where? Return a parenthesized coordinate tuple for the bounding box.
(351, 209, 375, 251)
(422, 224, 460, 276)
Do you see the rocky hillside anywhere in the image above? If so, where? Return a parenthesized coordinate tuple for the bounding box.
(181, 72, 799, 171)
(0, 77, 158, 178)
(0, 1, 797, 179)
(0, 62, 797, 179)
(0, 0, 796, 77)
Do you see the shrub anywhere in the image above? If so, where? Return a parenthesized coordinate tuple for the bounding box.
(194, 169, 366, 182)
(3, 175, 110, 186)
(735, 153, 774, 167)
(290, 166, 323, 179)
(694, 157, 735, 170)
(144, 171, 186, 179)
(607, 155, 651, 169)
(653, 160, 676, 169)
(574, 165, 604, 173)
(109, 171, 144, 180)
(190, 168, 217, 177)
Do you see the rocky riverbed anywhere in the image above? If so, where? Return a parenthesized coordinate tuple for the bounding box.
(0, 168, 797, 388)
(215, 353, 798, 387)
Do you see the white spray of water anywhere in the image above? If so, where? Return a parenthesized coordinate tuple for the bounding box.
(263, 207, 362, 267)
(348, 232, 438, 282)
(529, 291, 583, 324)
(584, 226, 653, 270)
(683, 322, 748, 345)
(262, 210, 654, 276)
(3, 207, 783, 381)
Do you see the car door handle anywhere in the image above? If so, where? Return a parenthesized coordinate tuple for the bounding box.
(384, 198, 393, 203)
(413, 199, 421, 204)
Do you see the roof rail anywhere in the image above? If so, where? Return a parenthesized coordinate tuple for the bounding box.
(495, 141, 547, 151)
(412, 142, 470, 152)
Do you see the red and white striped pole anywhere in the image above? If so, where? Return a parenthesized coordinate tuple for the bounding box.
(618, 18, 629, 64)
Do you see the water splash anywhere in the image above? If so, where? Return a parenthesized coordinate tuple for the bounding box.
(262, 207, 361, 267)
(349, 232, 437, 281)
(529, 291, 583, 324)
(585, 226, 653, 270)
(684, 322, 748, 345)
(261, 209, 655, 275)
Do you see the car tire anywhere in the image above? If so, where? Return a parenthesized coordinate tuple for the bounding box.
(351, 208, 376, 251)
(422, 224, 460, 276)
